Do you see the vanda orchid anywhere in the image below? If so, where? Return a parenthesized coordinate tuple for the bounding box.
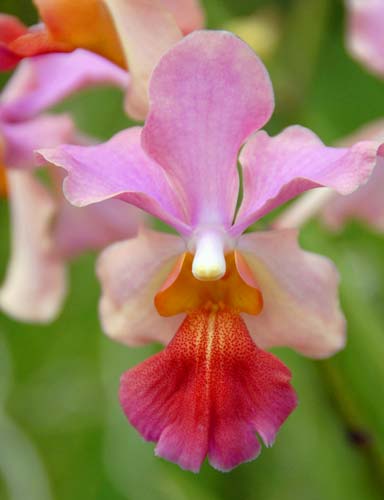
(39, 31, 380, 472)
(0, 49, 139, 322)
(0, 0, 204, 118)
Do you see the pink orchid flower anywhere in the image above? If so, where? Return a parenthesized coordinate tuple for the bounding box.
(39, 31, 379, 472)
(345, 0, 384, 76)
(0, 0, 204, 119)
(0, 49, 139, 322)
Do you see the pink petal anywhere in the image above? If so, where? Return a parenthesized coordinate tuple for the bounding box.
(238, 230, 346, 358)
(161, 0, 204, 34)
(0, 170, 66, 322)
(233, 125, 378, 235)
(345, 0, 384, 76)
(104, 0, 182, 119)
(321, 120, 384, 231)
(0, 49, 129, 121)
(54, 198, 141, 259)
(2, 114, 75, 169)
(0, 14, 26, 70)
(142, 30, 274, 228)
(37, 127, 190, 234)
(96, 229, 185, 345)
(120, 309, 297, 472)
(321, 156, 384, 231)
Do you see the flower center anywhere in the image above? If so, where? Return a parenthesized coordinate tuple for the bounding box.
(155, 251, 263, 316)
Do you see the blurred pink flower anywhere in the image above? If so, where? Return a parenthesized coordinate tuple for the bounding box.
(40, 31, 379, 472)
(345, 0, 384, 76)
(0, 50, 139, 323)
(0, 0, 204, 119)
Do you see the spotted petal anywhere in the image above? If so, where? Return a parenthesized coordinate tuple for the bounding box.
(238, 229, 345, 358)
(120, 308, 296, 472)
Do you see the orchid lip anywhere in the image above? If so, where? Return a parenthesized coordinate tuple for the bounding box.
(188, 227, 235, 281)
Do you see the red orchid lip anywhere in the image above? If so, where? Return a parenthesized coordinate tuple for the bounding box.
(120, 307, 297, 472)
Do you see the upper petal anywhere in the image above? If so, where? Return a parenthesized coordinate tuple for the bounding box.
(0, 170, 67, 322)
(238, 230, 346, 358)
(142, 30, 274, 229)
(233, 125, 378, 235)
(104, 0, 182, 119)
(345, 0, 384, 76)
(37, 127, 190, 234)
(2, 113, 75, 169)
(97, 228, 185, 345)
(0, 49, 128, 121)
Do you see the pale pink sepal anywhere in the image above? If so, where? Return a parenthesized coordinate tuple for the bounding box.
(321, 156, 384, 231)
(345, 0, 384, 76)
(238, 230, 346, 358)
(0, 170, 66, 322)
(2, 114, 74, 169)
(161, 0, 204, 34)
(0, 49, 128, 121)
(104, 0, 182, 120)
(54, 198, 141, 259)
(142, 30, 274, 228)
(36, 127, 190, 234)
(233, 125, 378, 236)
(97, 228, 185, 345)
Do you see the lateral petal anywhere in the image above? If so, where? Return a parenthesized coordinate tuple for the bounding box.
(233, 125, 378, 235)
(238, 230, 346, 358)
(96, 229, 185, 345)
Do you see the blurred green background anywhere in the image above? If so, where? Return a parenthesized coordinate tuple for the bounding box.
(1, 0, 384, 499)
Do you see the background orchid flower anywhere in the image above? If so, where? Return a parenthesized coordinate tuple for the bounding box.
(0, 0, 204, 119)
(0, 49, 139, 323)
(345, 0, 384, 77)
(39, 31, 379, 472)
(273, 120, 384, 232)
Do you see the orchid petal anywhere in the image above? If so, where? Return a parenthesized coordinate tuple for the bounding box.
(345, 0, 384, 76)
(0, 170, 66, 322)
(120, 308, 296, 472)
(238, 230, 346, 358)
(104, 0, 182, 120)
(2, 114, 74, 169)
(97, 229, 185, 345)
(37, 127, 190, 234)
(54, 198, 141, 259)
(321, 156, 384, 231)
(160, 0, 204, 34)
(0, 49, 128, 121)
(31, 0, 125, 67)
(142, 30, 274, 228)
(0, 14, 26, 70)
(233, 125, 378, 236)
